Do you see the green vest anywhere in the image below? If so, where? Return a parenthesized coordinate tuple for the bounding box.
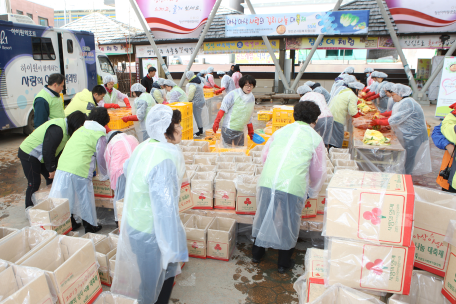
(227, 90, 255, 132)
(103, 87, 119, 104)
(64, 89, 96, 116)
(173, 86, 188, 102)
(259, 121, 322, 197)
(34, 88, 65, 120)
(57, 126, 106, 178)
(134, 93, 155, 117)
(126, 139, 184, 233)
(20, 118, 69, 163)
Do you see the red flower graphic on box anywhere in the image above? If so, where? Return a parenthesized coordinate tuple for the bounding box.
(192, 242, 198, 249)
(222, 194, 229, 199)
(199, 193, 206, 201)
(305, 201, 312, 209)
(244, 198, 251, 205)
(363, 208, 386, 225)
(366, 259, 387, 275)
(214, 244, 222, 251)
(321, 198, 326, 205)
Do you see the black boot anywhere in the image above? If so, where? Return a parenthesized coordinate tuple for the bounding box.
(194, 128, 203, 137)
(71, 215, 81, 230)
(83, 220, 102, 234)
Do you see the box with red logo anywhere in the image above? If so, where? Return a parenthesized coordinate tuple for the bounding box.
(191, 172, 216, 210)
(442, 220, 456, 304)
(301, 198, 317, 219)
(27, 198, 72, 235)
(93, 176, 114, 198)
(206, 218, 236, 261)
(214, 172, 237, 210)
(184, 215, 214, 259)
(234, 175, 259, 215)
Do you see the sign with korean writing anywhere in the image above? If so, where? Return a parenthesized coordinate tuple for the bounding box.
(135, 43, 202, 58)
(203, 40, 279, 54)
(384, 0, 456, 33)
(378, 34, 456, 49)
(135, 0, 216, 39)
(286, 36, 378, 49)
(225, 11, 370, 37)
(98, 44, 132, 55)
(435, 57, 456, 118)
(416, 59, 431, 80)
(235, 53, 279, 64)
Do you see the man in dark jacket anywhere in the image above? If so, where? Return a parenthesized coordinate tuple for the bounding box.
(141, 67, 156, 93)
(227, 65, 235, 76)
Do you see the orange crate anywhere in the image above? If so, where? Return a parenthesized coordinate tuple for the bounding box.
(168, 102, 192, 118)
(107, 118, 132, 130)
(272, 107, 294, 125)
(181, 117, 192, 131)
(272, 125, 284, 134)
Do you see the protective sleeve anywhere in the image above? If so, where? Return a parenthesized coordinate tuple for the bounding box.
(153, 90, 164, 104)
(388, 98, 415, 127)
(148, 159, 189, 269)
(116, 90, 128, 100)
(219, 92, 236, 112)
(42, 125, 64, 172)
(33, 97, 50, 128)
(379, 83, 388, 98)
(221, 75, 230, 89)
(347, 92, 358, 116)
(431, 123, 451, 150)
(207, 74, 216, 87)
(307, 140, 327, 198)
(95, 136, 109, 181)
(187, 85, 196, 101)
(135, 99, 148, 122)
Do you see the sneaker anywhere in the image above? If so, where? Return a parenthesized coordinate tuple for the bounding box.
(85, 224, 103, 234)
(278, 259, 295, 274)
(71, 216, 81, 230)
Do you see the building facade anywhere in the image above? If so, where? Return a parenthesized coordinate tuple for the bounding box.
(10, 0, 54, 26)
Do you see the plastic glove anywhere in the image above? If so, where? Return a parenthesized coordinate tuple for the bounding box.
(365, 91, 376, 98)
(105, 125, 112, 133)
(104, 103, 120, 109)
(203, 85, 212, 89)
(352, 113, 361, 118)
(366, 94, 380, 101)
(449, 103, 456, 109)
(247, 123, 254, 140)
(382, 111, 392, 117)
(213, 110, 225, 133)
(362, 87, 370, 93)
(122, 115, 138, 123)
(371, 118, 389, 126)
(215, 88, 226, 95)
(123, 97, 131, 108)
(214, 84, 221, 89)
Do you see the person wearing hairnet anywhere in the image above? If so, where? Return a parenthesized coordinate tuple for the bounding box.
(151, 78, 167, 104)
(335, 66, 355, 81)
(49, 107, 110, 233)
(364, 67, 374, 86)
(104, 131, 139, 226)
(232, 65, 243, 89)
(185, 71, 205, 136)
(100, 75, 131, 109)
(111, 105, 188, 304)
(163, 80, 188, 103)
(382, 82, 395, 111)
(213, 75, 256, 146)
(298, 85, 333, 146)
(197, 70, 207, 88)
(64, 85, 107, 116)
(252, 101, 326, 273)
(368, 72, 389, 112)
(329, 75, 357, 105)
(370, 84, 431, 175)
(216, 71, 236, 95)
(329, 74, 349, 103)
(204, 67, 221, 89)
(305, 81, 331, 104)
(329, 81, 364, 148)
(121, 83, 157, 142)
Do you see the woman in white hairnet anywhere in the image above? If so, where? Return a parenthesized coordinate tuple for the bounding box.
(329, 75, 356, 105)
(104, 131, 139, 226)
(298, 85, 333, 146)
(100, 75, 132, 109)
(197, 70, 207, 87)
(368, 71, 389, 112)
(163, 80, 188, 103)
(305, 81, 331, 104)
(370, 84, 431, 175)
(111, 105, 188, 304)
(216, 71, 236, 95)
(212, 75, 256, 146)
(150, 78, 167, 104)
(252, 101, 326, 273)
(185, 71, 205, 136)
(383, 82, 396, 111)
(122, 83, 157, 142)
(329, 81, 364, 147)
(335, 66, 355, 81)
(364, 67, 374, 86)
(204, 66, 221, 89)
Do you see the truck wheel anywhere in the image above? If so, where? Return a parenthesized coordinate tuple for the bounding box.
(23, 111, 34, 135)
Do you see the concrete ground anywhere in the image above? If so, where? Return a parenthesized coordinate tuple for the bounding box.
(0, 101, 444, 303)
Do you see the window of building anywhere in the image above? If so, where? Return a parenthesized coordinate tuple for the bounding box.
(67, 39, 73, 53)
(31, 37, 56, 60)
(38, 17, 48, 26)
(341, 50, 353, 57)
(98, 56, 115, 75)
(27, 13, 33, 19)
(326, 50, 339, 57)
(16, 10, 23, 15)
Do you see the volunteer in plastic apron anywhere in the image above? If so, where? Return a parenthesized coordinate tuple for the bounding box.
(100, 75, 131, 108)
(164, 80, 188, 103)
(216, 71, 236, 96)
(185, 71, 206, 136)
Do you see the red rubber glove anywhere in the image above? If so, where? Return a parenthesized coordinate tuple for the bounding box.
(382, 111, 392, 117)
(104, 103, 120, 109)
(213, 110, 225, 133)
(215, 88, 226, 95)
(203, 85, 212, 89)
(365, 91, 376, 98)
(214, 84, 221, 89)
(352, 113, 361, 118)
(362, 87, 370, 93)
(123, 97, 131, 108)
(449, 103, 456, 109)
(122, 115, 138, 123)
(371, 118, 389, 126)
(105, 125, 111, 133)
(247, 123, 254, 140)
(366, 94, 380, 101)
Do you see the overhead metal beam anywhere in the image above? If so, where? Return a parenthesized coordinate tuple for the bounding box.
(128, 0, 173, 80)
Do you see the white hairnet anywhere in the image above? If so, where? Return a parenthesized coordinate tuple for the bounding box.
(391, 84, 412, 97)
(297, 85, 312, 95)
(200, 70, 207, 75)
(345, 75, 357, 84)
(372, 71, 388, 78)
(364, 67, 374, 73)
(207, 67, 214, 73)
(344, 67, 355, 74)
(348, 82, 365, 90)
(157, 78, 165, 86)
(383, 82, 394, 91)
(185, 71, 194, 80)
(146, 104, 173, 143)
(103, 75, 116, 84)
(305, 81, 315, 87)
(131, 83, 146, 93)
(163, 79, 177, 87)
(217, 71, 225, 75)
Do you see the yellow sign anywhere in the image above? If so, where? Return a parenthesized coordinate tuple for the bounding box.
(203, 40, 280, 54)
(286, 36, 379, 49)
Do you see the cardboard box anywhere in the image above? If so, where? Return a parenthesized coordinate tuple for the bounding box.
(179, 181, 195, 213)
(80, 233, 108, 245)
(191, 172, 216, 209)
(27, 198, 72, 235)
(108, 255, 116, 279)
(252, 157, 262, 165)
(180, 213, 193, 225)
(95, 237, 117, 286)
(179, 140, 193, 146)
(0, 265, 54, 304)
(67, 231, 80, 237)
(108, 228, 119, 239)
(330, 148, 349, 154)
(303, 284, 385, 304)
(235, 175, 259, 215)
(302, 198, 317, 218)
(93, 176, 114, 198)
(330, 152, 351, 164)
(234, 156, 252, 163)
(181, 146, 201, 153)
(413, 186, 456, 277)
(333, 159, 357, 167)
(116, 199, 124, 228)
(325, 171, 415, 246)
(184, 215, 214, 259)
(250, 151, 262, 158)
(21, 236, 102, 304)
(221, 152, 245, 155)
(255, 166, 263, 176)
(442, 244, 456, 304)
(317, 182, 329, 215)
(327, 238, 415, 294)
(235, 163, 256, 174)
(0, 228, 18, 243)
(207, 218, 236, 261)
(182, 152, 194, 165)
(218, 156, 236, 162)
(326, 160, 334, 169)
(190, 141, 209, 152)
(93, 291, 137, 304)
(186, 170, 196, 181)
(214, 172, 237, 210)
(249, 146, 264, 153)
(0, 227, 57, 264)
(334, 166, 359, 172)
(194, 155, 217, 165)
(0, 259, 9, 273)
(196, 165, 217, 173)
(304, 248, 326, 303)
(31, 184, 52, 206)
(186, 164, 199, 171)
(197, 152, 218, 155)
(216, 162, 236, 173)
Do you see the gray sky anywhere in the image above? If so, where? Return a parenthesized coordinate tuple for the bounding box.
(30, 0, 113, 11)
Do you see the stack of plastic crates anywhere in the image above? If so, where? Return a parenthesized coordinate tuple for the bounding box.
(107, 109, 133, 130)
(272, 106, 294, 133)
(167, 102, 193, 140)
(257, 110, 273, 121)
(204, 88, 215, 99)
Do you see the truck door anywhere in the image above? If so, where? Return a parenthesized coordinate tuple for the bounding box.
(59, 32, 80, 96)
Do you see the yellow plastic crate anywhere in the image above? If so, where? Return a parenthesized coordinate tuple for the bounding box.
(107, 118, 133, 130)
(181, 116, 193, 131)
(204, 89, 214, 99)
(168, 102, 192, 118)
(272, 125, 284, 134)
(272, 107, 294, 125)
(257, 111, 273, 121)
(342, 140, 349, 148)
(182, 129, 193, 140)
